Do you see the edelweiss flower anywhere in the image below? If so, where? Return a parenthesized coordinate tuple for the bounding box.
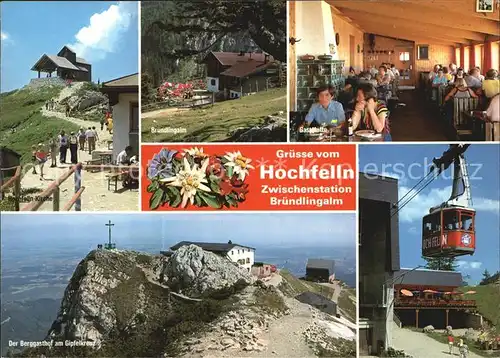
(160, 157, 211, 208)
(223, 151, 254, 181)
(184, 147, 208, 158)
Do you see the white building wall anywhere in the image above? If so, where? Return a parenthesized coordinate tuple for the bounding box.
(295, 0, 338, 58)
(112, 93, 137, 161)
(207, 77, 219, 92)
(227, 245, 255, 271)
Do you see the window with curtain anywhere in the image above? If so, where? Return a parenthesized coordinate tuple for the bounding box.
(399, 52, 410, 61)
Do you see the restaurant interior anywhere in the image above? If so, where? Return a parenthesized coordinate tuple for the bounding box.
(289, 0, 500, 142)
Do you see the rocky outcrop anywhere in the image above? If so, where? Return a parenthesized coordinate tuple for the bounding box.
(46, 250, 156, 347)
(59, 90, 109, 114)
(44, 246, 253, 350)
(162, 244, 253, 297)
(229, 112, 287, 142)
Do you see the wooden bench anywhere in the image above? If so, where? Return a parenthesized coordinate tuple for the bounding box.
(453, 97, 479, 138)
(106, 171, 126, 192)
(86, 158, 103, 173)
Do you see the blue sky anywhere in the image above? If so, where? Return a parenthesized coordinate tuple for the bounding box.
(1, 212, 356, 250)
(360, 144, 500, 284)
(1, 1, 138, 92)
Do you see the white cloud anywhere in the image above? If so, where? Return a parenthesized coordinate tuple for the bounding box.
(457, 261, 483, 270)
(408, 226, 418, 235)
(1, 31, 13, 46)
(397, 185, 500, 223)
(68, 1, 137, 61)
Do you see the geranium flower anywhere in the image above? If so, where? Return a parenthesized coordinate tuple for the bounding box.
(160, 157, 211, 208)
(148, 149, 178, 179)
(184, 147, 208, 159)
(223, 151, 254, 181)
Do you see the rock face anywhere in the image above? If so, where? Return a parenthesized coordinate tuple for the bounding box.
(229, 113, 287, 142)
(45, 246, 253, 350)
(162, 244, 253, 297)
(46, 250, 156, 347)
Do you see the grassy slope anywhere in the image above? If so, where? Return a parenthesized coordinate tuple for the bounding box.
(460, 283, 500, 332)
(279, 270, 356, 323)
(141, 88, 286, 142)
(419, 283, 500, 357)
(0, 87, 79, 164)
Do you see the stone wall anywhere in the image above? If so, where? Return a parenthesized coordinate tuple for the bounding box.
(27, 77, 67, 89)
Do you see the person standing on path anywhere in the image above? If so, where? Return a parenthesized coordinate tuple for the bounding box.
(65, 103, 70, 117)
(35, 143, 49, 180)
(69, 131, 78, 164)
(31, 145, 38, 174)
(85, 127, 96, 155)
(100, 115, 106, 131)
(448, 334, 455, 355)
(106, 113, 113, 134)
(58, 130, 68, 164)
(49, 138, 58, 167)
(78, 128, 86, 151)
(92, 126, 99, 143)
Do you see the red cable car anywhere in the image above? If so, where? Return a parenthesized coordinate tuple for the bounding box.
(422, 207, 476, 257)
(421, 144, 476, 258)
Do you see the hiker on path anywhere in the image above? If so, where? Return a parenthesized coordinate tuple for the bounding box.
(85, 127, 96, 155)
(58, 130, 69, 164)
(35, 143, 49, 180)
(78, 128, 86, 151)
(69, 131, 79, 164)
(65, 103, 70, 117)
(31, 145, 38, 174)
(106, 115, 113, 134)
(49, 138, 58, 168)
(92, 126, 99, 143)
(45, 101, 49, 110)
(448, 334, 454, 355)
(458, 339, 469, 358)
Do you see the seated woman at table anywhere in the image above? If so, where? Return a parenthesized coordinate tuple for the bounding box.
(443, 67, 453, 82)
(376, 65, 391, 86)
(304, 85, 345, 128)
(451, 68, 465, 83)
(432, 68, 448, 87)
(444, 78, 478, 101)
(351, 83, 390, 138)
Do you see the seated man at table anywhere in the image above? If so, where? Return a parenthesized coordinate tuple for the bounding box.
(304, 85, 345, 129)
(351, 83, 391, 139)
(116, 145, 136, 166)
(465, 68, 482, 89)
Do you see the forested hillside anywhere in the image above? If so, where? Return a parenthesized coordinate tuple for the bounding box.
(141, 0, 286, 101)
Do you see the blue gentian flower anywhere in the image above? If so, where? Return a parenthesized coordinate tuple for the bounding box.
(148, 148, 178, 179)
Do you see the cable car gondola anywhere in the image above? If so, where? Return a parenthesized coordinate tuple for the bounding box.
(421, 144, 476, 258)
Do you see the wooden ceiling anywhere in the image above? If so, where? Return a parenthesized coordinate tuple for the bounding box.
(328, 0, 500, 47)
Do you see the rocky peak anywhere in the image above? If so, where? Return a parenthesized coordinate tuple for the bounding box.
(44, 246, 252, 350)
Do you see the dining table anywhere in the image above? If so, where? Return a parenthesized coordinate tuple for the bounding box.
(293, 128, 390, 142)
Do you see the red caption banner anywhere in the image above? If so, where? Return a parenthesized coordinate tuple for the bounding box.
(141, 144, 356, 211)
